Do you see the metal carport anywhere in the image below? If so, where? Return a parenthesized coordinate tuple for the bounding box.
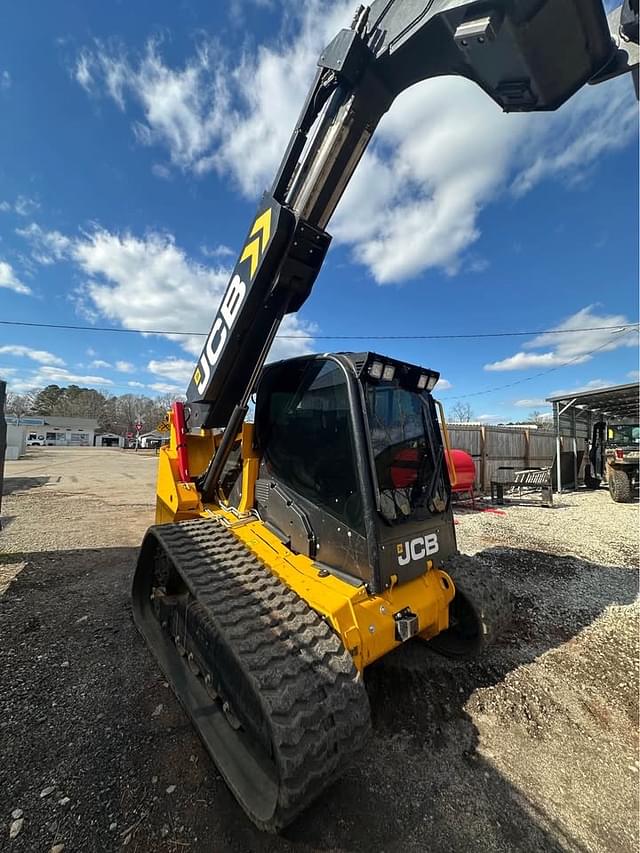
(546, 381, 640, 492)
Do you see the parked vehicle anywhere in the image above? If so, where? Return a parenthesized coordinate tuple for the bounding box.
(26, 433, 46, 446)
(585, 421, 639, 502)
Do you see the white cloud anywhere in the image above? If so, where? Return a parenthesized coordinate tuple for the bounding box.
(513, 399, 550, 409)
(485, 306, 638, 372)
(148, 381, 185, 395)
(71, 227, 316, 365)
(74, 39, 230, 168)
(151, 163, 171, 179)
(4, 378, 42, 394)
(16, 222, 72, 264)
(511, 80, 638, 195)
(1, 70, 10, 90)
(0, 260, 31, 295)
(148, 357, 194, 385)
(73, 229, 229, 334)
(0, 197, 40, 217)
(1, 365, 115, 395)
(34, 366, 114, 386)
(14, 195, 40, 217)
(436, 378, 452, 391)
(628, 370, 640, 381)
(549, 378, 615, 397)
(0, 345, 64, 366)
(75, 4, 637, 283)
(200, 243, 235, 260)
(523, 307, 637, 358)
(485, 351, 579, 372)
(128, 380, 146, 388)
(74, 52, 93, 91)
(89, 359, 112, 369)
(9, 214, 318, 381)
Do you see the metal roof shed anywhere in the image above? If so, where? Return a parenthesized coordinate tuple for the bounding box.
(546, 382, 640, 492)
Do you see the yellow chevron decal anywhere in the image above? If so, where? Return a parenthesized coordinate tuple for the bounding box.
(240, 239, 260, 279)
(239, 208, 272, 279)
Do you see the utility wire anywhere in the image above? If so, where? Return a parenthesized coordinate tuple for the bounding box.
(1, 318, 638, 340)
(447, 327, 639, 400)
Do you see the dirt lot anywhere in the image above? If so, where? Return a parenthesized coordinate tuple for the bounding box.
(1, 448, 638, 853)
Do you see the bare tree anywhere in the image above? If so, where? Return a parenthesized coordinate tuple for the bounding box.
(528, 409, 551, 427)
(5, 390, 36, 416)
(450, 401, 474, 423)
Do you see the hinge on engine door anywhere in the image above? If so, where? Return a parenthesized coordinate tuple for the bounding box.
(394, 608, 419, 643)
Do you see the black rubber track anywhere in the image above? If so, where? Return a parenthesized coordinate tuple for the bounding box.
(427, 554, 512, 659)
(132, 518, 371, 832)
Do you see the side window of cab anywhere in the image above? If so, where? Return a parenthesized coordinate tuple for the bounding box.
(256, 359, 363, 531)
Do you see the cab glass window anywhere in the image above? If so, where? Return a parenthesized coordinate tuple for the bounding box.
(257, 359, 363, 531)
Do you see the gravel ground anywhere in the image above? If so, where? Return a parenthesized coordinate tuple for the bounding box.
(1, 448, 638, 853)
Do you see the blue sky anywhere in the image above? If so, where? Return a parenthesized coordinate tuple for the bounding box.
(0, 0, 638, 422)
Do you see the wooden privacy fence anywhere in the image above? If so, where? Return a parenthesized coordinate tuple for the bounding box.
(447, 425, 557, 493)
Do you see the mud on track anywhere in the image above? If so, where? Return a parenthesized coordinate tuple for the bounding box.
(1, 448, 638, 852)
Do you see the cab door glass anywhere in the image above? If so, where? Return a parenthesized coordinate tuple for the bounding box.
(259, 360, 363, 531)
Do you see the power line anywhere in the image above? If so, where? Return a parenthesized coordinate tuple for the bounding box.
(1, 318, 638, 341)
(447, 327, 638, 400)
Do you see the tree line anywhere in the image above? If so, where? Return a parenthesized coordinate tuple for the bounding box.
(449, 400, 550, 426)
(4, 384, 174, 435)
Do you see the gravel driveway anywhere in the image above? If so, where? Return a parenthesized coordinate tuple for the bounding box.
(1, 448, 638, 853)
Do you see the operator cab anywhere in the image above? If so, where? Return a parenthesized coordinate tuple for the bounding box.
(253, 352, 457, 592)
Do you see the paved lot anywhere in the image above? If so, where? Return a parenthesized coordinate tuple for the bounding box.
(1, 448, 638, 852)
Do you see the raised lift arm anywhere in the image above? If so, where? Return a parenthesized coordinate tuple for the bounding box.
(185, 0, 638, 500)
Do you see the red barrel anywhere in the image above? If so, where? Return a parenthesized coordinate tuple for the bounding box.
(389, 447, 476, 492)
(446, 448, 476, 493)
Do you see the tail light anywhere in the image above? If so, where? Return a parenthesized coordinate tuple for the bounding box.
(615, 449, 624, 459)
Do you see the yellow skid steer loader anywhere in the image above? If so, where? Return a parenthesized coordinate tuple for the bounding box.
(132, 0, 639, 831)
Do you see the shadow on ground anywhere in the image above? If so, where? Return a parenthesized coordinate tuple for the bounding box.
(1, 475, 50, 496)
(0, 545, 636, 852)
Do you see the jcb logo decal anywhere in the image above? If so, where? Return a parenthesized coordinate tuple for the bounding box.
(240, 208, 271, 279)
(192, 207, 272, 394)
(194, 274, 247, 395)
(397, 534, 439, 566)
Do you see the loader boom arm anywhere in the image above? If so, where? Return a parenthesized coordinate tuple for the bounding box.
(185, 0, 638, 499)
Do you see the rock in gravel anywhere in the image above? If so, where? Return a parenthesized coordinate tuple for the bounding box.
(151, 703, 163, 717)
(166, 785, 176, 794)
(40, 785, 56, 798)
(51, 844, 65, 853)
(58, 797, 70, 806)
(9, 818, 24, 839)
(60, 661, 69, 668)
(109, 822, 117, 831)
(11, 809, 23, 820)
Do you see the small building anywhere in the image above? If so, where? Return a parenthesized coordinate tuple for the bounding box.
(139, 430, 167, 448)
(94, 432, 124, 448)
(6, 415, 99, 447)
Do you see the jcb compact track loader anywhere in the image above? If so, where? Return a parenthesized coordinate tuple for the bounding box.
(132, 0, 639, 831)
